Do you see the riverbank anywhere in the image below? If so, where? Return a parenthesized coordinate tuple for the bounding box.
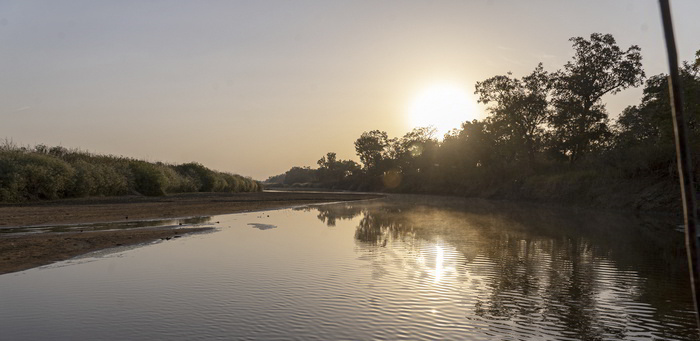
(0, 227, 214, 275)
(268, 175, 684, 214)
(0, 191, 383, 274)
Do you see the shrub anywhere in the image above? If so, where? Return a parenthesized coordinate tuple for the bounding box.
(0, 143, 261, 202)
(0, 151, 75, 200)
(129, 161, 168, 196)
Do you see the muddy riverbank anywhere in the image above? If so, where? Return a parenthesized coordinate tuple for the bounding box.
(0, 191, 382, 274)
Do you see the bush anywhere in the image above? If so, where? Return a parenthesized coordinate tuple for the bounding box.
(0, 143, 262, 202)
(129, 161, 168, 196)
(0, 151, 75, 200)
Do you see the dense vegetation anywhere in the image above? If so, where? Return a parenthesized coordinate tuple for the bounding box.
(0, 142, 261, 202)
(268, 34, 700, 211)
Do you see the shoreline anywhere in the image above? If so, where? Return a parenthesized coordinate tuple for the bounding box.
(0, 191, 382, 275)
(0, 191, 382, 227)
(0, 227, 214, 275)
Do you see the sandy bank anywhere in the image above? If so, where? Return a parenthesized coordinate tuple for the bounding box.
(0, 191, 382, 275)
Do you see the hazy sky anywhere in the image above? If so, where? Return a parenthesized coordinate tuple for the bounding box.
(2, 1, 699, 179)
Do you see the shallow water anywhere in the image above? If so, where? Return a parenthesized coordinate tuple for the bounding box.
(0, 195, 697, 340)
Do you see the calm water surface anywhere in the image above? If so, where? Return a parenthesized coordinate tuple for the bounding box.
(0, 195, 697, 340)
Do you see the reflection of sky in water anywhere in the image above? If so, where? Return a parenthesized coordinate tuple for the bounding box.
(0, 196, 696, 340)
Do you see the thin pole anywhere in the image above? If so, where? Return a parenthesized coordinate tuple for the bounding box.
(659, 0, 700, 330)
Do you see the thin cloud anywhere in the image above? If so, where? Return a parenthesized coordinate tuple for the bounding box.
(500, 56, 523, 66)
(12, 106, 30, 113)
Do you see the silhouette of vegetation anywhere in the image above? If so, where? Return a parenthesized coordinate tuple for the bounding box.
(316, 152, 362, 188)
(263, 173, 286, 185)
(0, 141, 262, 202)
(475, 63, 551, 168)
(282, 166, 317, 187)
(273, 34, 699, 211)
(549, 33, 645, 162)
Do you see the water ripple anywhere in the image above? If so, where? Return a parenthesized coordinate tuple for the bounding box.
(1, 199, 697, 340)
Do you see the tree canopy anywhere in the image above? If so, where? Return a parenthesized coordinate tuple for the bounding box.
(549, 33, 645, 162)
(271, 36, 698, 211)
(475, 63, 551, 166)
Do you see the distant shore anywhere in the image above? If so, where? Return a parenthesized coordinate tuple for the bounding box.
(0, 191, 382, 275)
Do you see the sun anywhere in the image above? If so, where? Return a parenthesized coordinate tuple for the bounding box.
(407, 83, 477, 138)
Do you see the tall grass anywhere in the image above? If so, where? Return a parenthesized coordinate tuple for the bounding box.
(0, 141, 262, 202)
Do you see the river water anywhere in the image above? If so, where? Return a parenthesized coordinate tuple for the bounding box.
(0, 195, 697, 340)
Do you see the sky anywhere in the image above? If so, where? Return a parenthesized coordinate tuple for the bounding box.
(1, 1, 699, 180)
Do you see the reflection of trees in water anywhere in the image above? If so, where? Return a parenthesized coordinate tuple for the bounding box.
(306, 197, 695, 340)
(355, 206, 412, 245)
(295, 205, 364, 227)
(464, 235, 619, 339)
(301, 203, 412, 244)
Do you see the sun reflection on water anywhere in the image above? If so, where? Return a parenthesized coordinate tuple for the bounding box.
(434, 244, 444, 283)
(298, 200, 699, 340)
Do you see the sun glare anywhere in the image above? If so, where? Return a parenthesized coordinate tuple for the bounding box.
(408, 83, 476, 138)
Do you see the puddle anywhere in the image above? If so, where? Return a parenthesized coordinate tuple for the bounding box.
(247, 223, 277, 230)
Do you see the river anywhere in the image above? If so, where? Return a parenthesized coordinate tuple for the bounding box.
(0, 195, 697, 340)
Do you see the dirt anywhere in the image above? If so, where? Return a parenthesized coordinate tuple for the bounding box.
(0, 191, 382, 275)
(0, 227, 213, 275)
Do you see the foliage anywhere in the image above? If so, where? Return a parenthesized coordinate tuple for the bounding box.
(129, 161, 168, 196)
(283, 166, 317, 185)
(273, 37, 696, 211)
(549, 33, 645, 162)
(354, 130, 392, 175)
(264, 173, 286, 184)
(316, 152, 361, 187)
(0, 152, 75, 201)
(475, 63, 551, 166)
(0, 144, 262, 202)
(610, 53, 700, 179)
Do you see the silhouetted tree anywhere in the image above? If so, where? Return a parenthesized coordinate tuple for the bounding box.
(317, 152, 361, 187)
(317, 152, 338, 170)
(264, 173, 286, 184)
(549, 33, 645, 162)
(391, 128, 436, 170)
(475, 63, 552, 167)
(385, 127, 439, 190)
(270, 36, 693, 210)
(283, 166, 316, 185)
(354, 130, 391, 176)
(438, 120, 496, 191)
(610, 51, 700, 177)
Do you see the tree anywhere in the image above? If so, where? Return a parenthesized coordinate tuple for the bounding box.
(390, 127, 437, 171)
(283, 166, 316, 185)
(264, 173, 286, 184)
(354, 130, 391, 175)
(317, 152, 338, 170)
(610, 52, 700, 176)
(616, 52, 700, 147)
(549, 33, 645, 162)
(316, 152, 361, 186)
(438, 120, 496, 187)
(475, 63, 551, 166)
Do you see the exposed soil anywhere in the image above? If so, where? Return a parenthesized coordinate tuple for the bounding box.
(0, 191, 382, 227)
(0, 191, 382, 275)
(0, 227, 213, 275)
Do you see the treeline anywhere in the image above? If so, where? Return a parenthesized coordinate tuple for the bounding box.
(269, 34, 700, 210)
(0, 142, 262, 202)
